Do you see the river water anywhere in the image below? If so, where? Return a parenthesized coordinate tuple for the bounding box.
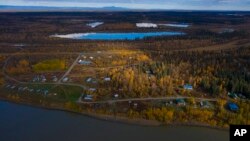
(0, 101, 229, 141)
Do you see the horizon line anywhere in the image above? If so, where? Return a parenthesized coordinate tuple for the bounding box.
(0, 5, 250, 12)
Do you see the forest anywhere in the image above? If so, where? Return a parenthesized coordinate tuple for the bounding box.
(0, 11, 250, 128)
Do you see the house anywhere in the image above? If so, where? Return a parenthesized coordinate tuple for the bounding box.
(23, 87, 28, 91)
(62, 77, 69, 82)
(84, 95, 93, 101)
(86, 77, 92, 83)
(175, 99, 186, 106)
(200, 101, 210, 108)
(238, 93, 246, 99)
(89, 88, 96, 91)
(113, 94, 119, 98)
(104, 77, 111, 81)
(228, 92, 238, 99)
(41, 78, 47, 82)
(11, 85, 16, 89)
(133, 103, 138, 108)
(183, 84, 193, 90)
(52, 76, 58, 82)
(78, 60, 92, 65)
(33, 76, 39, 82)
(228, 102, 239, 112)
(18, 87, 23, 91)
(89, 56, 94, 60)
(40, 75, 47, 82)
(43, 90, 49, 95)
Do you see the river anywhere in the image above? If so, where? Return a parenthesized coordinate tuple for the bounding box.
(0, 101, 229, 141)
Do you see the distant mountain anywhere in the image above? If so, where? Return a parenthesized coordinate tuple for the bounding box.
(0, 5, 130, 12)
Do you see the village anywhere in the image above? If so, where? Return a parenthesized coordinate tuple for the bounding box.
(2, 49, 245, 117)
(0, 11, 250, 128)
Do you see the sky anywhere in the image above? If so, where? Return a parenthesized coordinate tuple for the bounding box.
(0, 0, 250, 11)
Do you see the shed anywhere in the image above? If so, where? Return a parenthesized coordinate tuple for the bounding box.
(183, 84, 193, 90)
(104, 77, 111, 81)
(228, 92, 238, 99)
(228, 103, 239, 112)
(84, 95, 93, 101)
(175, 99, 186, 106)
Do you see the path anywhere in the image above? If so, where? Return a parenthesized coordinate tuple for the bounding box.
(77, 96, 217, 104)
(58, 53, 82, 83)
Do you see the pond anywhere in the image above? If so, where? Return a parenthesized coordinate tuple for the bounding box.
(0, 101, 229, 141)
(50, 32, 184, 40)
(159, 23, 190, 28)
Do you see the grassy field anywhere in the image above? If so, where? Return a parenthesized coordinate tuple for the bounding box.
(33, 59, 66, 72)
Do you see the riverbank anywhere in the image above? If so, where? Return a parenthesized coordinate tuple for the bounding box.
(0, 96, 161, 126)
(0, 100, 229, 141)
(0, 95, 228, 130)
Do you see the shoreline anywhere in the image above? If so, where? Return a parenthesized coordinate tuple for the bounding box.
(0, 97, 228, 131)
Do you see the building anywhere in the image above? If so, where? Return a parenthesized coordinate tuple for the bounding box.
(104, 77, 111, 81)
(89, 88, 96, 91)
(84, 95, 93, 101)
(175, 99, 186, 106)
(228, 103, 239, 112)
(183, 84, 193, 90)
(200, 101, 210, 108)
(86, 77, 92, 83)
(113, 94, 119, 98)
(228, 92, 238, 99)
(52, 76, 58, 82)
(62, 77, 69, 82)
(78, 60, 92, 65)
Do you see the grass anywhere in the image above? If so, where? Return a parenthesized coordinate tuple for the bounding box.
(33, 59, 66, 72)
(17, 84, 82, 102)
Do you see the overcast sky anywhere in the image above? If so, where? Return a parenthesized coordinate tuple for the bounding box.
(1, 0, 250, 10)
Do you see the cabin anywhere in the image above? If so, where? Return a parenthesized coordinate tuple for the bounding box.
(41, 75, 47, 82)
(78, 60, 92, 65)
(175, 99, 186, 106)
(43, 90, 49, 95)
(11, 85, 16, 89)
(89, 88, 96, 91)
(113, 94, 119, 98)
(86, 77, 92, 83)
(133, 103, 138, 108)
(84, 95, 93, 101)
(200, 101, 210, 108)
(228, 92, 238, 99)
(183, 84, 193, 90)
(228, 102, 239, 112)
(52, 76, 58, 82)
(104, 77, 111, 81)
(62, 77, 69, 82)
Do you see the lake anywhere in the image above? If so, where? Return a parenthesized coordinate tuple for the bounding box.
(159, 23, 190, 28)
(0, 101, 229, 141)
(51, 32, 184, 40)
